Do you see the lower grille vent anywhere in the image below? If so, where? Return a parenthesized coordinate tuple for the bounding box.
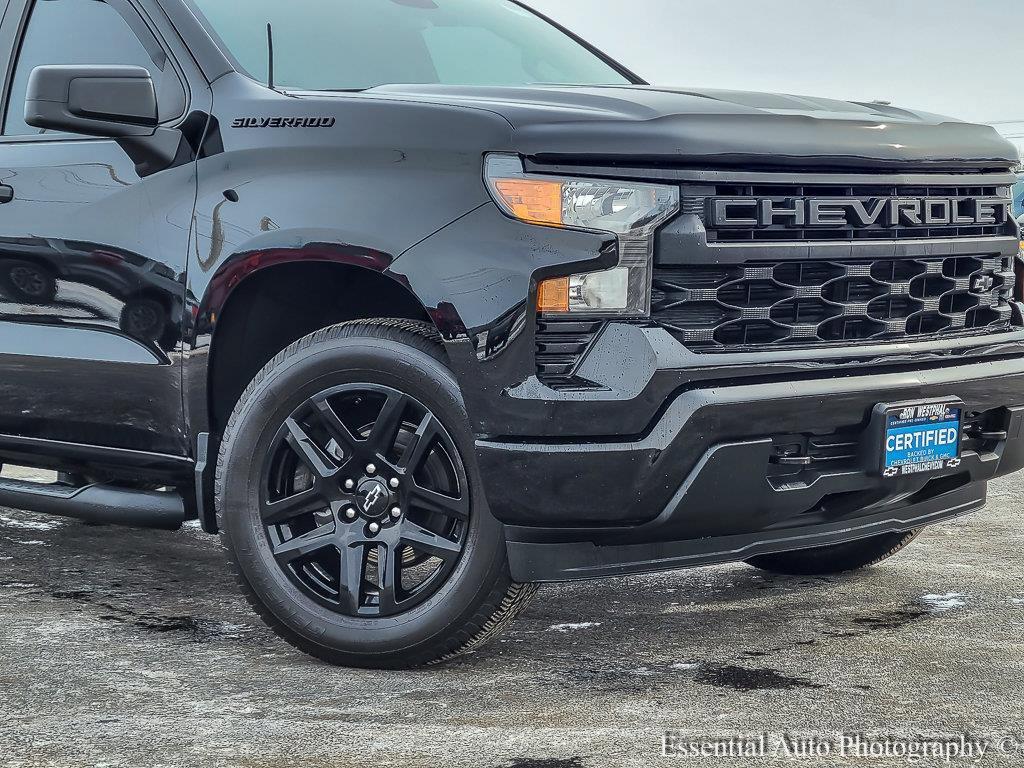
(535, 317, 603, 390)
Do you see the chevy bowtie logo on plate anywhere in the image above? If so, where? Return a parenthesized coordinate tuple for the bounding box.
(970, 274, 996, 294)
(709, 195, 1012, 229)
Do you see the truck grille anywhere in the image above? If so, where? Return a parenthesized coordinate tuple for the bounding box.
(651, 255, 1016, 350)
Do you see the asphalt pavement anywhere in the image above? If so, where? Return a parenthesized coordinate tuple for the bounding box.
(0, 469, 1022, 767)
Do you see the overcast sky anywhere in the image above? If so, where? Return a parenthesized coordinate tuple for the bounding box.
(527, 0, 1022, 125)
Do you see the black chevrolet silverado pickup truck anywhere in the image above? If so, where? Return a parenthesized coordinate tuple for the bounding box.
(0, 0, 1020, 668)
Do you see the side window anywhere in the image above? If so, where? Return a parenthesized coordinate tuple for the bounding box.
(4, 0, 185, 136)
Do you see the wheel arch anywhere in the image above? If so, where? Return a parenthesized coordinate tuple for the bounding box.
(198, 245, 439, 439)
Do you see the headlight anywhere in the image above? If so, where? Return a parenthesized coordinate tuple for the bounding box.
(484, 154, 679, 316)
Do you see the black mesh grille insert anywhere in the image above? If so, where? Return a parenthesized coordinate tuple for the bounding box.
(652, 255, 1017, 350)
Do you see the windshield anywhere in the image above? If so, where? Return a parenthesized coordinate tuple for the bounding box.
(189, 0, 633, 91)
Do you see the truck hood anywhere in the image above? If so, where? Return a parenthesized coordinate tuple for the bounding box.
(363, 84, 1018, 172)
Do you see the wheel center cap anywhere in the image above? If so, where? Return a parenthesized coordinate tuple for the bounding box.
(356, 478, 392, 519)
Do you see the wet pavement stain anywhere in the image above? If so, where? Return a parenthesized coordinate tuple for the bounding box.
(556, 659, 710, 693)
(695, 664, 824, 691)
(725, 604, 934, 666)
(558, 665, 649, 693)
(46, 585, 253, 642)
(96, 613, 251, 641)
(851, 605, 930, 631)
(741, 649, 779, 658)
(50, 589, 96, 601)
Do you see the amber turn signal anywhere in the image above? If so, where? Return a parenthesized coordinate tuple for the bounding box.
(490, 178, 564, 227)
(537, 277, 570, 313)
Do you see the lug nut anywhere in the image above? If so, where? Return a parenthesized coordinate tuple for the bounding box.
(389, 477, 400, 489)
(390, 506, 402, 519)
(366, 463, 377, 475)
(344, 479, 355, 490)
(344, 508, 357, 520)
(368, 522, 381, 535)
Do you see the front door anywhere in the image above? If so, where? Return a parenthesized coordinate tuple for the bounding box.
(0, 0, 197, 456)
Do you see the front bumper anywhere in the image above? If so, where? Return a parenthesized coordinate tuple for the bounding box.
(477, 356, 1024, 582)
(392, 200, 1024, 582)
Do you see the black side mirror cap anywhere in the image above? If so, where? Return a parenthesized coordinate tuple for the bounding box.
(25, 64, 158, 138)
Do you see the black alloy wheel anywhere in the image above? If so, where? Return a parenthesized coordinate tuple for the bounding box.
(216, 319, 538, 668)
(262, 384, 469, 617)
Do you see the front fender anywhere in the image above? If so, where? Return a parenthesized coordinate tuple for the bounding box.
(389, 203, 615, 437)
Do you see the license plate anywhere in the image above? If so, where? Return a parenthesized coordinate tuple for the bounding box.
(880, 401, 962, 478)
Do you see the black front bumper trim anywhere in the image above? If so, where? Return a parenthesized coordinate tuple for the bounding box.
(507, 480, 984, 582)
(478, 356, 1024, 527)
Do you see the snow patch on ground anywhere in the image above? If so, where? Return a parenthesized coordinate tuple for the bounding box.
(0, 515, 61, 531)
(671, 662, 701, 671)
(179, 520, 205, 538)
(179, 519, 221, 547)
(547, 622, 602, 632)
(1012, 598, 1024, 606)
(920, 593, 966, 612)
(210, 622, 252, 640)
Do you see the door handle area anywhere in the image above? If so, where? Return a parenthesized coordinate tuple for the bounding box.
(0, 185, 13, 204)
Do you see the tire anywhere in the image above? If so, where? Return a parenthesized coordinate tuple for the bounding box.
(215, 319, 538, 668)
(1, 260, 57, 303)
(745, 530, 922, 576)
(119, 297, 168, 343)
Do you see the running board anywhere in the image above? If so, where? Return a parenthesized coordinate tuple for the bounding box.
(0, 478, 185, 530)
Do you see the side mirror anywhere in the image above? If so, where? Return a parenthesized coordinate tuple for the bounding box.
(25, 64, 157, 138)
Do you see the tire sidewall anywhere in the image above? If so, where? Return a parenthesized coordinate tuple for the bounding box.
(218, 330, 507, 660)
